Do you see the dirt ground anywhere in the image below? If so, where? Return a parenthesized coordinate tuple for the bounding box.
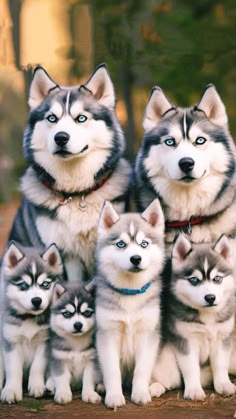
(0, 200, 236, 418)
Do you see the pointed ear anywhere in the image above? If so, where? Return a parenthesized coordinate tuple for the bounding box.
(143, 87, 174, 132)
(84, 277, 97, 296)
(52, 282, 66, 304)
(28, 66, 59, 109)
(141, 199, 165, 234)
(98, 201, 120, 231)
(3, 241, 25, 272)
(213, 235, 231, 261)
(85, 63, 115, 108)
(42, 243, 63, 275)
(172, 234, 192, 268)
(197, 84, 228, 126)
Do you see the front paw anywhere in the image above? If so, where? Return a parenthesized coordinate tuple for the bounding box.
(105, 392, 126, 409)
(149, 382, 166, 398)
(54, 388, 72, 404)
(131, 388, 152, 405)
(45, 377, 55, 394)
(184, 386, 206, 401)
(28, 379, 45, 398)
(1, 385, 23, 403)
(82, 390, 102, 404)
(214, 379, 236, 396)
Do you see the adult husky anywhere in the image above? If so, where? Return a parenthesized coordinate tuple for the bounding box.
(135, 84, 236, 250)
(7, 64, 131, 282)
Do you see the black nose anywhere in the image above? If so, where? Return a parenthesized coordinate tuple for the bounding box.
(31, 297, 42, 308)
(130, 255, 142, 266)
(204, 294, 216, 305)
(179, 157, 195, 174)
(74, 322, 83, 332)
(54, 131, 70, 147)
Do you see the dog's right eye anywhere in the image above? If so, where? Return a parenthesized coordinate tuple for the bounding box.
(47, 114, 58, 123)
(17, 282, 29, 291)
(164, 137, 175, 147)
(62, 311, 73, 318)
(116, 240, 126, 249)
(188, 277, 200, 286)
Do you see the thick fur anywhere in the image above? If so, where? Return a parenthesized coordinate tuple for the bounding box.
(46, 283, 101, 405)
(95, 199, 165, 408)
(7, 64, 131, 282)
(135, 84, 236, 252)
(150, 234, 236, 400)
(0, 242, 63, 403)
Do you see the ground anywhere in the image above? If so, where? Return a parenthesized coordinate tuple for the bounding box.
(0, 200, 236, 418)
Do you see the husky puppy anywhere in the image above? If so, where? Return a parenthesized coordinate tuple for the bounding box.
(150, 234, 236, 401)
(0, 241, 63, 403)
(7, 64, 131, 282)
(135, 84, 236, 251)
(95, 199, 165, 408)
(46, 282, 101, 405)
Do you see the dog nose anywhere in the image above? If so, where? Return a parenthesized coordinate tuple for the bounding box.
(204, 294, 216, 305)
(54, 131, 70, 147)
(130, 255, 142, 266)
(31, 297, 42, 308)
(74, 322, 83, 332)
(179, 157, 195, 174)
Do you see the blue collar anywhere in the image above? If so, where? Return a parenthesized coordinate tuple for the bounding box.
(107, 281, 151, 296)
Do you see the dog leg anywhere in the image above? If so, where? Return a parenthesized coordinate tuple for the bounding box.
(53, 365, 72, 405)
(210, 338, 236, 396)
(1, 344, 24, 403)
(81, 360, 101, 404)
(28, 342, 47, 398)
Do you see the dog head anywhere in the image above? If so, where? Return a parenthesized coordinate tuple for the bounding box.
(171, 234, 235, 311)
(2, 242, 63, 315)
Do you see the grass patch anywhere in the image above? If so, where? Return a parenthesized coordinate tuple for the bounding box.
(20, 399, 43, 411)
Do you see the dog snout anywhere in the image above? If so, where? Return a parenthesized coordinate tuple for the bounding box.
(74, 321, 83, 332)
(179, 157, 195, 174)
(31, 297, 42, 309)
(54, 131, 70, 147)
(130, 255, 142, 266)
(204, 294, 216, 305)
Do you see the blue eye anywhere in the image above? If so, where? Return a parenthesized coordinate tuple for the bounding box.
(82, 310, 94, 318)
(141, 240, 149, 248)
(164, 138, 175, 147)
(188, 277, 200, 286)
(40, 281, 51, 290)
(116, 240, 126, 249)
(213, 276, 223, 284)
(195, 137, 206, 145)
(17, 282, 29, 291)
(47, 114, 58, 123)
(62, 311, 73, 318)
(76, 115, 87, 123)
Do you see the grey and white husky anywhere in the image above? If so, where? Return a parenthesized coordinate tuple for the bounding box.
(135, 84, 236, 252)
(46, 282, 101, 405)
(0, 241, 63, 403)
(95, 199, 165, 408)
(6, 64, 131, 282)
(150, 234, 236, 401)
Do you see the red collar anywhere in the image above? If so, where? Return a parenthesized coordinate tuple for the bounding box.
(166, 216, 207, 229)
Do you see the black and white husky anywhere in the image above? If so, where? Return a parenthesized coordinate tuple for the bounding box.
(7, 64, 131, 282)
(150, 234, 236, 400)
(0, 241, 63, 403)
(95, 199, 165, 408)
(46, 282, 101, 405)
(135, 84, 236, 250)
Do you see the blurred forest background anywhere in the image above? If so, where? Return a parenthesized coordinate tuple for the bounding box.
(0, 0, 236, 203)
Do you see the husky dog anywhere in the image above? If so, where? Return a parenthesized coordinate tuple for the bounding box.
(95, 199, 165, 408)
(46, 282, 101, 405)
(7, 64, 131, 282)
(0, 241, 63, 403)
(150, 234, 236, 401)
(135, 84, 236, 251)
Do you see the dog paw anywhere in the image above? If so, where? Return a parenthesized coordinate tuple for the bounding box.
(149, 382, 166, 398)
(105, 392, 126, 409)
(131, 388, 152, 405)
(214, 380, 236, 396)
(45, 377, 55, 394)
(1, 385, 23, 403)
(82, 390, 102, 404)
(184, 386, 206, 401)
(28, 380, 45, 398)
(54, 388, 72, 404)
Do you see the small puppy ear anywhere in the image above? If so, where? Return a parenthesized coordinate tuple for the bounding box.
(141, 199, 165, 233)
(42, 243, 63, 275)
(197, 84, 228, 126)
(84, 277, 97, 296)
(213, 235, 231, 260)
(98, 201, 120, 231)
(52, 282, 66, 304)
(143, 86, 174, 132)
(3, 241, 25, 272)
(172, 234, 192, 267)
(28, 66, 59, 109)
(85, 63, 115, 108)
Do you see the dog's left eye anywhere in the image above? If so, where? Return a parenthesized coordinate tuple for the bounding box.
(47, 114, 58, 123)
(188, 277, 200, 286)
(62, 311, 73, 318)
(164, 137, 175, 147)
(40, 281, 51, 290)
(213, 275, 223, 284)
(17, 282, 29, 291)
(116, 240, 126, 248)
(141, 240, 149, 248)
(82, 310, 94, 318)
(76, 115, 87, 123)
(195, 137, 206, 145)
